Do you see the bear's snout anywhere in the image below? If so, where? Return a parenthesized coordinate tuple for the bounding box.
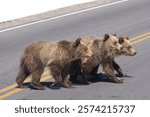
(133, 51, 137, 56)
(118, 45, 123, 51)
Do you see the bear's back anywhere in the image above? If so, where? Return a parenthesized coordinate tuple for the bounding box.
(39, 40, 76, 66)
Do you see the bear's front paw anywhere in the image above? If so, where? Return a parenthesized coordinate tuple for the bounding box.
(16, 84, 28, 89)
(62, 82, 74, 88)
(116, 78, 124, 83)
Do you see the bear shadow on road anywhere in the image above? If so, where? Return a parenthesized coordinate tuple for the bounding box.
(18, 73, 133, 90)
(88, 73, 133, 83)
(22, 82, 56, 90)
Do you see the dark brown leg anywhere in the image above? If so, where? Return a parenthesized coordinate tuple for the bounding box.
(70, 73, 79, 83)
(80, 69, 90, 85)
(49, 66, 62, 89)
(90, 65, 99, 76)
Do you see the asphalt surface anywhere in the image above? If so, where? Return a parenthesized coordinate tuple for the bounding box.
(0, 0, 150, 100)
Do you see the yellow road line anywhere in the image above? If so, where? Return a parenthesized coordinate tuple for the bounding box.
(0, 79, 30, 94)
(0, 76, 50, 100)
(132, 36, 150, 44)
(0, 89, 24, 100)
(0, 32, 150, 100)
(0, 70, 50, 94)
(130, 32, 150, 42)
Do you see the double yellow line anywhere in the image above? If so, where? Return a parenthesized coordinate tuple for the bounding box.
(0, 32, 150, 100)
(130, 32, 150, 44)
(0, 70, 51, 100)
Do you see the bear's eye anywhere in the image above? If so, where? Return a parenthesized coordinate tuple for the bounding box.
(128, 46, 132, 49)
(114, 41, 117, 45)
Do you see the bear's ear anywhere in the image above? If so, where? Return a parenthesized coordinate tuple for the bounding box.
(112, 33, 117, 37)
(119, 37, 124, 44)
(72, 38, 81, 48)
(125, 36, 129, 40)
(93, 39, 99, 46)
(103, 34, 110, 42)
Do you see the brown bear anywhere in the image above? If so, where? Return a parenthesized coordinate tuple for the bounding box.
(73, 34, 123, 84)
(16, 39, 85, 90)
(91, 36, 137, 78)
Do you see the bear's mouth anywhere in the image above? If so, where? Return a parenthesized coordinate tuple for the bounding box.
(126, 53, 135, 56)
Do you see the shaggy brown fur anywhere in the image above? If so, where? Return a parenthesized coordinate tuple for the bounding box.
(78, 34, 123, 84)
(16, 39, 83, 90)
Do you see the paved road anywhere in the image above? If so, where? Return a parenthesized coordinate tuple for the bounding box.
(0, 0, 150, 99)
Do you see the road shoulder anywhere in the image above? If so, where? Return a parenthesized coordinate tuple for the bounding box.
(0, 0, 118, 31)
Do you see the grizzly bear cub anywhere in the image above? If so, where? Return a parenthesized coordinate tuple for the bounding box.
(91, 36, 137, 77)
(77, 34, 123, 84)
(16, 39, 82, 90)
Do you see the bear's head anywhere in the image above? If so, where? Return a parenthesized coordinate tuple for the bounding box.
(75, 38, 93, 63)
(118, 37, 137, 56)
(56, 39, 82, 60)
(102, 33, 123, 57)
(60, 38, 92, 62)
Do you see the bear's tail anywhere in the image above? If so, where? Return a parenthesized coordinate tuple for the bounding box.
(16, 58, 30, 87)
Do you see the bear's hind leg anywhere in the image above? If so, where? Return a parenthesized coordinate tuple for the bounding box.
(90, 65, 99, 76)
(31, 68, 45, 90)
(81, 70, 90, 85)
(16, 68, 29, 88)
